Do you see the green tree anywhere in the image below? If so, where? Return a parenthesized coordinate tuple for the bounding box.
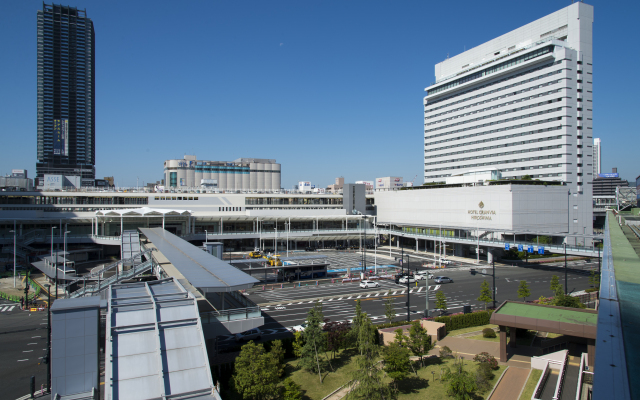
(299, 302, 327, 382)
(407, 320, 433, 367)
(477, 280, 492, 310)
(442, 357, 477, 400)
(384, 298, 396, 323)
(282, 377, 303, 400)
(435, 290, 448, 314)
(536, 235, 552, 245)
(521, 175, 532, 180)
(383, 340, 411, 387)
(292, 331, 304, 358)
(517, 280, 531, 302)
(553, 293, 586, 309)
(351, 299, 365, 352)
(232, 341, 281, 400)
(550, 275, 562, 296)
(589, 269, 600, 289)
(347, 313, 395, 400)
(537, 295, 551, 305)
(269, 339, 285, 377)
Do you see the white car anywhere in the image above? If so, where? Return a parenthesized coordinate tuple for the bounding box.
(434, 276, 454, 284)
(398, 276, 417, 284)
(291, 323, 307, 332)
(234, 328, 262, 342)
(360, 280, 380, 289)
(415, 274, 433, 280)
(440, 259, 452, 265)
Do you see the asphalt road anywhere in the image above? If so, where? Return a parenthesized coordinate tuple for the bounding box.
(0, 300, 49, 400)
(223, 259, 596, 346)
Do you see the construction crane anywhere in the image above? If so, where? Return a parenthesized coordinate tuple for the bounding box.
(410, 175, 418, 186)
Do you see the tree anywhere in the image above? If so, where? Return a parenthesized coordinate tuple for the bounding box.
(325, 320, 350, 359)
(442, 357, 476, 400)
(384, 298, 396, 323)
(517, 280, 531, 302)
(522, 175, 532, 180)
(537, 295, 551, 305)
(536, 235, 552, 245)
(553, 293, 586, 309)
(269, 339, 285, 377)
(292, 331, 304, 358)
(232, 341, 281, 400)
(435, 290, 448, 314)
(347, 313, 394, 400)
(351, 299, 365, 352)
(407, 320, 433, 367)
(589, 269, 600, 289)
(477, 280, 492, 310)
(299, 302, 327, 382)
(550, 275, 562, 296)
(282, 378, 303, 400)
(383, 341, 411, 387)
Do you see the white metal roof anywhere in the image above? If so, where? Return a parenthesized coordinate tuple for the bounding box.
(104, 278, 216, 400)
(95, 207, 191, 217)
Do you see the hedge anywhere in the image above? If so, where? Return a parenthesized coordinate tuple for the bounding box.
(434, 310, 493, 332)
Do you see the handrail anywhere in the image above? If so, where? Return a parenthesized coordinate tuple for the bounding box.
(69, 258, 154, 298)
(64, 249, 154, 288)
(552, 351, 569, 400)
(533, 361, 550, 400)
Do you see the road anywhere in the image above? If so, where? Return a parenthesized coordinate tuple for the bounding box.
(218, 258, 595, 346)
(0, 300, 49, 400)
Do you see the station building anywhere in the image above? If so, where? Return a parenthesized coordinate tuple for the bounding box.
(163, 155, 281, 191)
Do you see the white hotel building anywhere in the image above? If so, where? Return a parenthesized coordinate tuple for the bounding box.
(423, 2, 594, 243)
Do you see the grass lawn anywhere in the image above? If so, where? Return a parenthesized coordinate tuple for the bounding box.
(449, 324, 498, 337)
(519, 369, 543, 400)
(286, 350, 506, 400)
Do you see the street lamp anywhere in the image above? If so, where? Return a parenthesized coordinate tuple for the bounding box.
(10, 225, 16, 288)
(45, 284, 51, 393)
(565, 190, 571, 295)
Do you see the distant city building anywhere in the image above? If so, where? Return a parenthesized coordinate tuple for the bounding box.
(593, 138, 601, 177)
(375, 177, 403, 191)
(298, 181, 314, 192)
(423, 2, 594, 243)
(36, 4, 96, 184)
(355, 181, 374, 193)
(163, 156, 281, 191)
(0, 170, 33, 191)
(326, 177, 344, 194)
(591, 168, 628, 227)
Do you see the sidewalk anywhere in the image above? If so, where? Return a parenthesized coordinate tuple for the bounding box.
(489, 367, 530, 400)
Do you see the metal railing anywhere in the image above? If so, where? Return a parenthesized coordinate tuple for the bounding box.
(69, 258, 155, 298)
(552, 352, 569, 400)
(200, 306, 262, 323)
(64, 248, 154, 288)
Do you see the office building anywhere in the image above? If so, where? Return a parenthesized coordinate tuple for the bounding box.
(375, 176, 403, 191)
(593, 138, 601, 176)
(163, 156, 281, 191)
(36, 4, 96, 184)
(326, 176, 344, 194)
(423, 2, 594, 244)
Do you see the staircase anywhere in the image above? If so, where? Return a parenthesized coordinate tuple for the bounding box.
(69, 258, 155, 298)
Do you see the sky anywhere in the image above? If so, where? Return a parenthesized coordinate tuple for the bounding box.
(1, 0, 638, 188)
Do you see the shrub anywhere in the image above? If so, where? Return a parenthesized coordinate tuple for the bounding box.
(435, 310, 493, 332)
(439, 345, 453, 359)
(473, 352, 498, 370)
(482, 328, 496, 338)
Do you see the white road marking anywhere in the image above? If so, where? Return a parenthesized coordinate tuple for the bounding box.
(409, 290, 414, 293)
(32, 336, 41, 338)
(27, 343, 37, 345)
(418, 287, 423, 292)
(0, 306, 7, 312)
(392, 291, 397, 295)
(18, 359, 29, 362)
(9, 306, 15, 311)
(23, 350, 33, 353)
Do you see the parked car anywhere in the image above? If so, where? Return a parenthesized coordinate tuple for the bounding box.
(305, 246, 316, 252)
(291, 321, 327, 333)
(359, 280, 380, 289)
(394, 273, 409, 284)
(434, 276, 454, 284)
(336, 245, 346, 251)
(398, 276, 417, 284)
(234, 328, 262, 342)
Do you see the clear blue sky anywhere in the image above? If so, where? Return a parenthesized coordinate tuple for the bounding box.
(1, 0, 638, 187)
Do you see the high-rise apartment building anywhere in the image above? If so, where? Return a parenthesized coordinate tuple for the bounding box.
(36, 4, 95, 183)
(423, 2, 593, 242)
(593, 138, 601, 176)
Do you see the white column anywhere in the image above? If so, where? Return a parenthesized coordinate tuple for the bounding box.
(120, 216, 123, 236)
(162, 215, 165, 229)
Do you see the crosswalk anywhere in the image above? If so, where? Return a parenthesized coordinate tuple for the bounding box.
(0, 305, 17, 312)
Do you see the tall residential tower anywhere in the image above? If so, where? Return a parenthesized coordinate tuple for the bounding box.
(423, 2, 594, 242)
(593, 138, 601, 176)
(36, 3, 95, 184)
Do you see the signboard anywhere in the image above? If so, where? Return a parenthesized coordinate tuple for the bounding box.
(53, 119, 68, 156)
(179, 178, 186, 186)
(44, 174, 63, 190)
(517, 244, 523, 251)
(598, 173, 619, 178)
(538, 247, 545, 255)
(504, 243, 510, 250)
(201, 179, 218, 187)
(528, 246, 534, 253)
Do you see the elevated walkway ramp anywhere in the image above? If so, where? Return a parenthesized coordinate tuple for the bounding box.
(105, 278, 217, 400)
(121, 230, 141, 266)
(139, 227, 260, 293)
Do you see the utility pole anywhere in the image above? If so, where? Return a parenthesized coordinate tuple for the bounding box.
(46, 284, 51, 393)
(597, 241, 601, 300)
(492, 260, 496, 309)
(564, 242, 568, 295)
(406, 254, 410, 322)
